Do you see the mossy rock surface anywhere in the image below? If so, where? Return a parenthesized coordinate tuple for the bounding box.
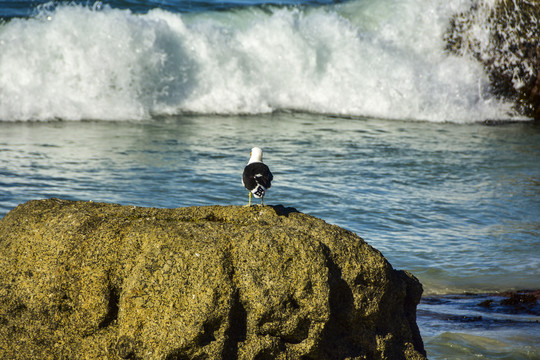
(0, 199, 426, 359)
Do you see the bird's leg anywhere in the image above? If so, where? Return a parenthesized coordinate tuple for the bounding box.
(244, 192, 252, 207)
(261, 196, 264, 206)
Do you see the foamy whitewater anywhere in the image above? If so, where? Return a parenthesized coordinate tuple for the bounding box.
(0, 0, 520, 122)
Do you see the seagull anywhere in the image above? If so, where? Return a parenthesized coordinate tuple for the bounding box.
(242, 147, 273, 206)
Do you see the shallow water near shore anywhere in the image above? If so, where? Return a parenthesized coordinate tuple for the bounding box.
(1, 114, 539, 358)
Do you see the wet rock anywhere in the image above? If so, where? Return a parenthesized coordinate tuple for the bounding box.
(478, 299, 493, 308)
(445, 0, 540, 120)
(498, 290, 539, 315)
(475, 290, 539, 315)
(0, 199, 426, 359)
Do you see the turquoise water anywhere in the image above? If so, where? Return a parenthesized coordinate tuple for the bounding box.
(1, 0, 539, 358)
(1, 115, 539, 358)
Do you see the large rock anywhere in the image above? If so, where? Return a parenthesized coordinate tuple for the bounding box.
(0, 199, 426, 359)
(445, 0, 540, 120)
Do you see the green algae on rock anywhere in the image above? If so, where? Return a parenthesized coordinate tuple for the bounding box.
(0, 199, 426, 359)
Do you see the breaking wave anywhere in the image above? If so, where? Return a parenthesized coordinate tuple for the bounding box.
(0, 0, 522, 122)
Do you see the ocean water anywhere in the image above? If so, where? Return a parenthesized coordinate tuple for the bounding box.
(1, 0, 539, 359)
(0, 0, 523, 121)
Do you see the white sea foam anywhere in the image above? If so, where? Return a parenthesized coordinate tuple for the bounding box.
(0, 0, 524, 122)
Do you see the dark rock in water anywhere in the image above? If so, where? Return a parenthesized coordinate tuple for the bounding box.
(0, 199, 426, 360)
(475, 290, 539, 315)
(497, 290, 539, 315)
(478, 299, 493, 308)
(446, 0, 540, 120)
(498, 290, 540, 302)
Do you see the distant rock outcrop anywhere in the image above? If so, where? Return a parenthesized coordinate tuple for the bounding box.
(0, 199, 426, 359)
(445, 0, 540, 120)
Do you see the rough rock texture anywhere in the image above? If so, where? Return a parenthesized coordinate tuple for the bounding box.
(0, 199, 426, 360)
(445, 0, 540, 120)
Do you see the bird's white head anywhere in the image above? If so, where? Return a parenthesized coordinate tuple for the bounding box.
(249, 147, 263, 164)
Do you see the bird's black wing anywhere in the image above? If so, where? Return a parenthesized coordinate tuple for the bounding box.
(243, 162, 273, 190)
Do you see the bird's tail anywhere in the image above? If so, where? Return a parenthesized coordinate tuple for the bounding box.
(252, 185, 266, 198)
